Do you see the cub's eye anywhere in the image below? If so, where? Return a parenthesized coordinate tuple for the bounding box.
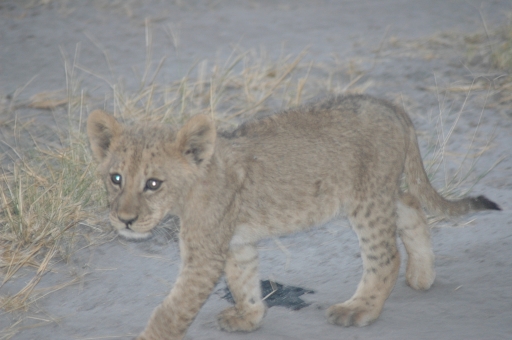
(111, 173, 122, 186)
(145, 179, 162, 191)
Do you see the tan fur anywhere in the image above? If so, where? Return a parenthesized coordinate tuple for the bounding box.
(87, 94, 500, 340)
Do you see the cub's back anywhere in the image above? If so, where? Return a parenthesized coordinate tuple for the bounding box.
(221, 94, 410, 172)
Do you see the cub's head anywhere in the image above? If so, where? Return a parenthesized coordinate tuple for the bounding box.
(87, 110, 216, 240)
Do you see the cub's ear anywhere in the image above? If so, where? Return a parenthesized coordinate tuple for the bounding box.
(87, 109, 123, 162)
(176, 114, 216, 166)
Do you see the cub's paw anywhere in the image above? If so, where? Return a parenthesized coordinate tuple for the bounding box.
(326, 299, 380, 327)
(406, 265, 435, 290)
(406, 253, 435, 291)
(217, 304, 265, 332)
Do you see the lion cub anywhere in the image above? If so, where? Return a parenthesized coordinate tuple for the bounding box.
(87, 94, 500, 340)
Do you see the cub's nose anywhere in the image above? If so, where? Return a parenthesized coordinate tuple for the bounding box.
(118, 214, 138, 229)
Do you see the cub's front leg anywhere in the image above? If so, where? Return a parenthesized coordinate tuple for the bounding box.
(136, 235, 227, 340)
(217, 243, 266, 332)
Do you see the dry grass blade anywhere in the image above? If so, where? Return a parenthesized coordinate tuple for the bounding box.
(27, 90, 69, 110)
(0, 318, 54, 340)
(419, 81, 491, 93)
(262, 280, 279, 302)
(74, 335, 139, 340)
(272, 237, 291, 271)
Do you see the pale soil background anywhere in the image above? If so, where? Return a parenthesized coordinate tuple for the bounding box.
(1, 0, 512, 339)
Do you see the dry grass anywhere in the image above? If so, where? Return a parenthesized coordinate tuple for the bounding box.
(465, 13, 512, 71)
(385, 15, 512, 118)
(0, 46, 107, 315)
(463, 15, 512, 115)
(384, 19, 510, 204)
(102, 47, 368, 128)
(464, 14, 512, 118)
(0, 123, 106, 312)
(410, 19, 512, 200)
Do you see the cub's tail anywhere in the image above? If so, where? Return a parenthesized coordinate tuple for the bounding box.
(401, 113, 501, 216)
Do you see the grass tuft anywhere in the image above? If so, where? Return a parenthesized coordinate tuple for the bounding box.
(465, 14, 512, 71)
(0, 131, 106, 311)
(490, 25, 512, 71)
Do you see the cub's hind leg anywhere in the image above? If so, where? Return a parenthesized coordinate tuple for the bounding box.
(397, 193, 435, 290)
(217, 243, 266, 332)
(327, 196, 400, 327)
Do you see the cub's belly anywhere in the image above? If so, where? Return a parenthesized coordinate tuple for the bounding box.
(230, 206, 343, 247)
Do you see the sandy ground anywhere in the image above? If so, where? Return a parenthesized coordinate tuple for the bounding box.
(1, 0, 512, 339)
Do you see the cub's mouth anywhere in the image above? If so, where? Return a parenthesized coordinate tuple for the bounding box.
(116, 227, 153, 241)
(112, 215, 180, 242)
(109, 213, 159, 241)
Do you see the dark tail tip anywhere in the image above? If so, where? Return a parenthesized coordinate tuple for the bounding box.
(473, 195, 501, 211)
